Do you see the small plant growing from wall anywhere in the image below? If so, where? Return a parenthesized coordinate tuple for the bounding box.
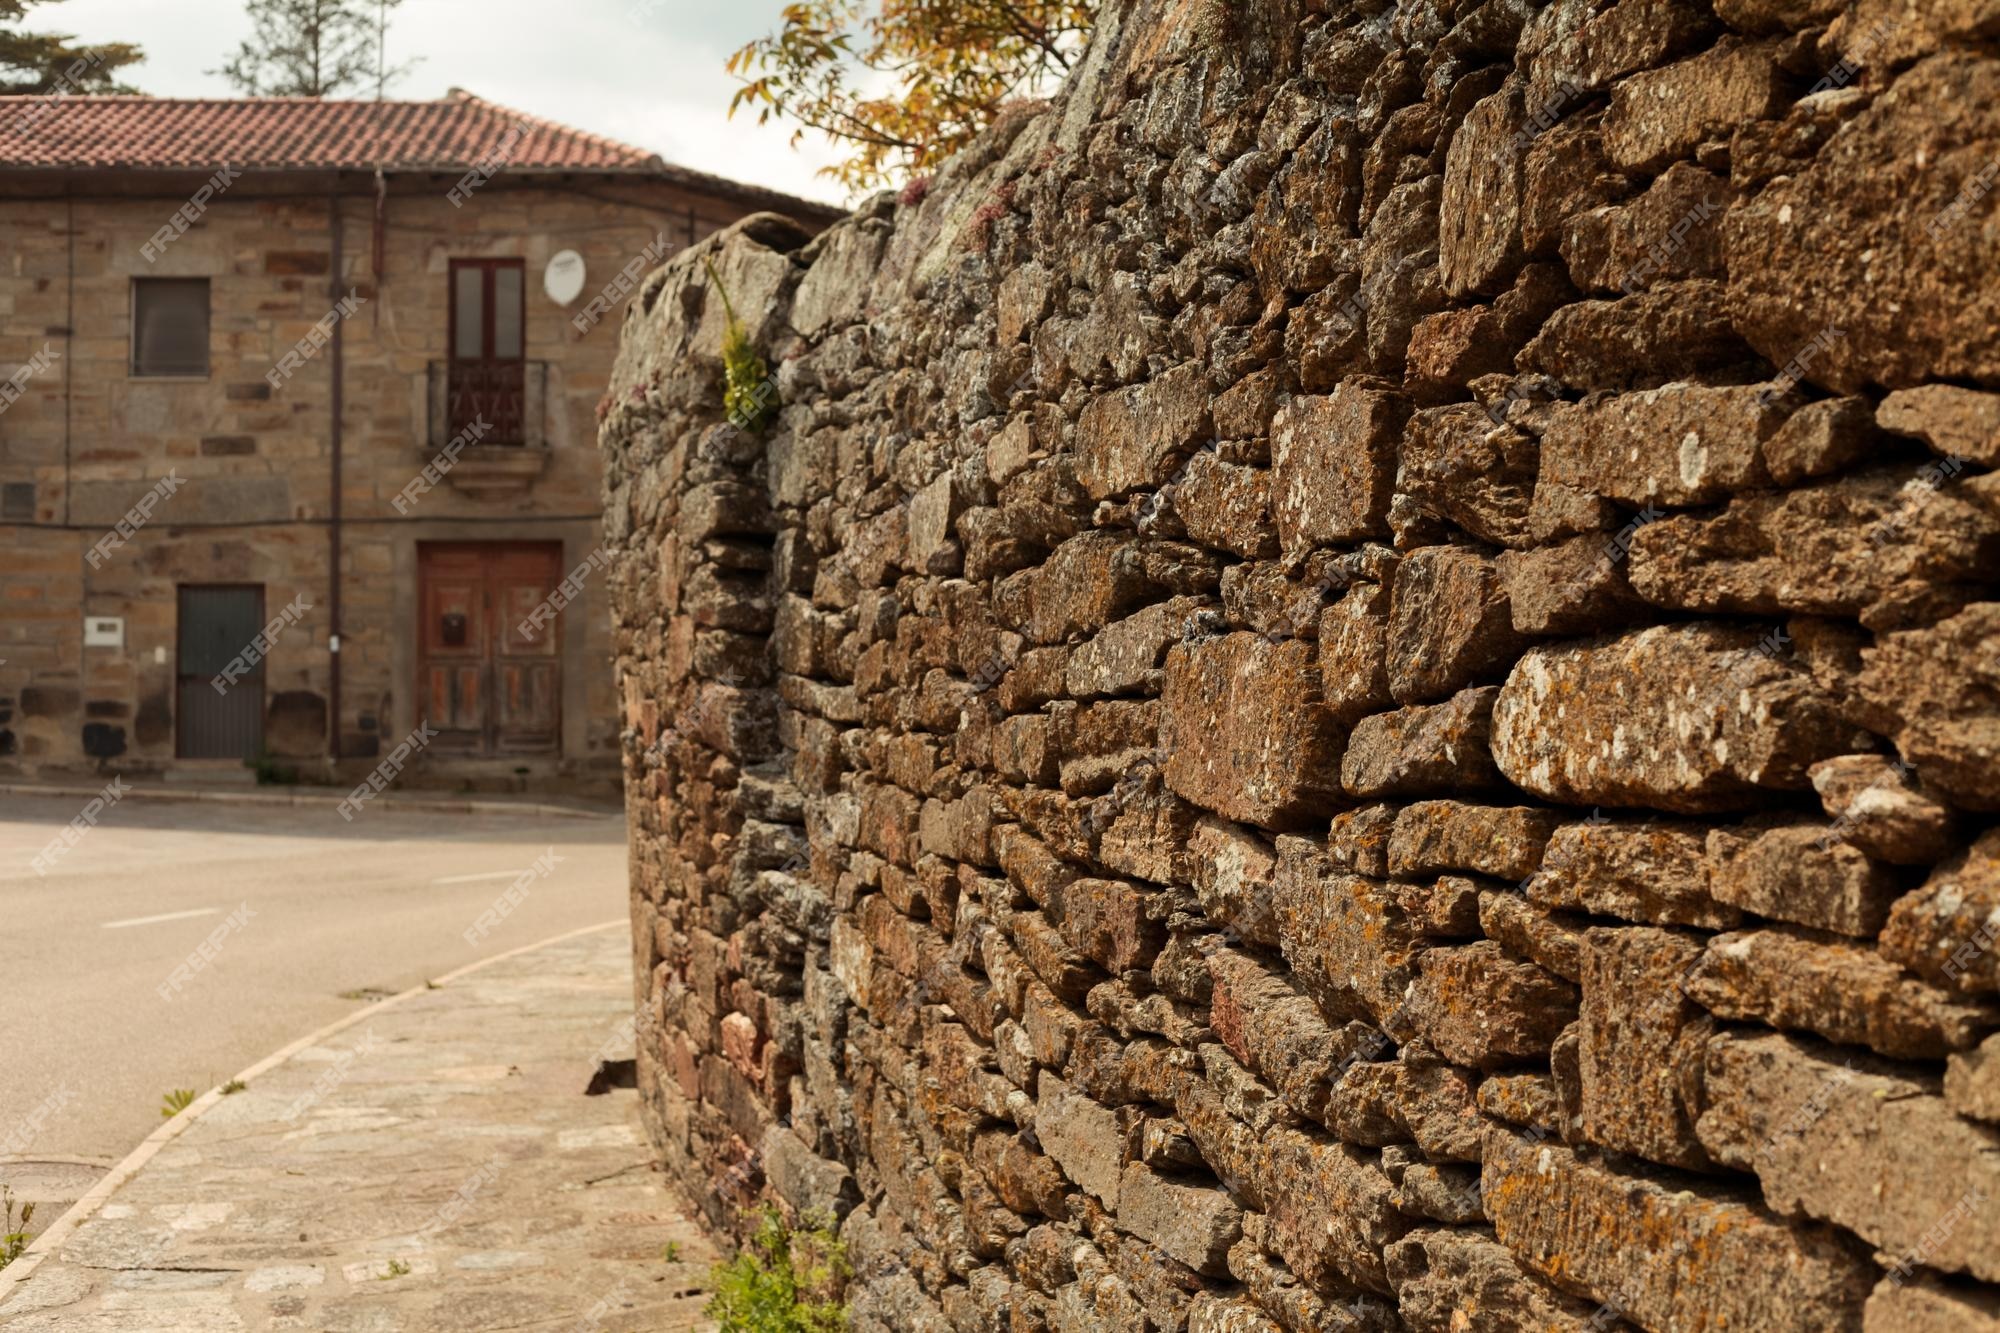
(706, 1206, 849, 1332)
(703, 260, 779, 434)
(1, 1188, 33, 1271)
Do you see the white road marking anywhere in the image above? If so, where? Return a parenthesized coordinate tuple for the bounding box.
(431, 870, 523, 885)
(102, 908, 220, 930)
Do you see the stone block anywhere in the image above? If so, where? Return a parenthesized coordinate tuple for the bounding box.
(1160, 633, 1347, 830)
(1492, 624, 1853, 813)
(1386, 547, 1525, 704)
(1686, 926, 2000, 1060)
(1483, 1127, 1874, 1330)
(1116, 1163, 1242, 1277)
(1707, 819, 1903, 939)
(1577, 926, 1713, 1169)
(1037, 1073, 1125, 1208)
(1882, 831, 2000, 994)
(1271, 384, 1408, 554)
(1698, 1031, 2000, 1283)
(1341, 687, 1504, 799)
(1404, 941, 1578, 1070)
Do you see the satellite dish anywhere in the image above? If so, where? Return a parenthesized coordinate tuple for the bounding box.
(544, 250, 586, 306)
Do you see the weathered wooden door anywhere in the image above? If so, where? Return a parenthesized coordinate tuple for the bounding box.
(417, 543, 561, 755)
(177, 585, 264, 760)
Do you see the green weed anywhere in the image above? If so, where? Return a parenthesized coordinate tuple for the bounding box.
(160, 1088, 197, 1118)
(1, 1187, 34, 1271)
(706, 1206, 848, 1332)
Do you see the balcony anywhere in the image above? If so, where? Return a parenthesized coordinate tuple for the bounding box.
(423, 360, 550, 501)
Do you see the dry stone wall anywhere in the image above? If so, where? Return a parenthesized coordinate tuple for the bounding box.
(600, 2, 2000, 1328)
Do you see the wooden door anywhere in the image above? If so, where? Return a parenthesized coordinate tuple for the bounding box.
(177, 585, 265, 760)
(417, 543, 561, 755)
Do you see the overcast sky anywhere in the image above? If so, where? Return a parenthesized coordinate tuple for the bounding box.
(49, 0, 854, 207)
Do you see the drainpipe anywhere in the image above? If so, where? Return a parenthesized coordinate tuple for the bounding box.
(328, 189, 345, 766)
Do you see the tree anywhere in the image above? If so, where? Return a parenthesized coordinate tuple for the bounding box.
(0, 0, 143, 96)
(213, 0, 414, 98)
(727, 0, 1097, 195)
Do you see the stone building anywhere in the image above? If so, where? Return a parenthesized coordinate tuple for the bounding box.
(0, 91, 839, 789)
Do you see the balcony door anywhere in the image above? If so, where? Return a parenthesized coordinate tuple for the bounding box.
(447, 258, 525, 444)
(417, 542, 561, 756)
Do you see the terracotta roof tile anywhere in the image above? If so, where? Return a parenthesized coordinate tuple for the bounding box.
(0, 89, 842, 217)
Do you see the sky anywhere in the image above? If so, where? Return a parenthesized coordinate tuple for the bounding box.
(45, 0, 854, 207)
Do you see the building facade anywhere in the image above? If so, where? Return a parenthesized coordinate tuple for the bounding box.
(0, 91, 839, 792)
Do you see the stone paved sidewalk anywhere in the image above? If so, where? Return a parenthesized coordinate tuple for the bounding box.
(0, 926, 721, 1332)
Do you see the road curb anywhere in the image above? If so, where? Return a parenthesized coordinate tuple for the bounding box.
(0, 917, 627, 1307)
(0, 783, 616, 821)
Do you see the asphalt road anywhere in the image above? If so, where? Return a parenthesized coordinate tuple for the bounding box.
(0, 794, 630, 1167)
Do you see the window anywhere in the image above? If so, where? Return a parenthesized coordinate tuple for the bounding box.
(446, 260, 527, 442)
(449, 259, 524, 362)
(1, 482, 33, 519)
(132, 278, 210, 377)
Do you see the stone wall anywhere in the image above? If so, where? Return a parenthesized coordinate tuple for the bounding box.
(602, 2, 2000, 1329)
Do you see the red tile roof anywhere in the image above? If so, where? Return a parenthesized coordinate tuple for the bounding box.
(0, 89, 842, 216)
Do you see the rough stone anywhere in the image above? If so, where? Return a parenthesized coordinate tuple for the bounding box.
(1855, 604, 2000, 811)
(1527, 817, 1743, 930)
(1385, 1227, 1602, 1332)
(1698, 1031, 2000, 1283)
(1882, 831, 2000, 995)
(1271, 385, 1408, 554)
(1707, 818, 1907, 939)
(1879, 385, 2000, 468)
(1404, 942, 1578, 1071)
(1577, 926, 1714, 1170)
(1534, 381, 1787, 508)
(1341, 688, 1504, 799)
(1493, 624, 1855, 813)
(1483, 1128, 1875, 1331)
(1386, 546, 1525, 704)
(1724, 53, 2000, 392)
(1685, 926, 2000, 1060)
(1626, 468, 2000, 624)
(1388, 801, 1559, 883)
(1602, 38, 1787, 173)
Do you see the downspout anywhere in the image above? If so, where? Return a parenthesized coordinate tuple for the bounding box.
(328, 189, 344, 766)
(62, 193, 73, 525)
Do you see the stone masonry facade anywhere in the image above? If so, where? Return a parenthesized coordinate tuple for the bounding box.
(603, 2, 2000, 1329)
(0, 121, 836, 785)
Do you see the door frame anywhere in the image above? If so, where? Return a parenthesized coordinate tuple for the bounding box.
(174, 582, 266, 760)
